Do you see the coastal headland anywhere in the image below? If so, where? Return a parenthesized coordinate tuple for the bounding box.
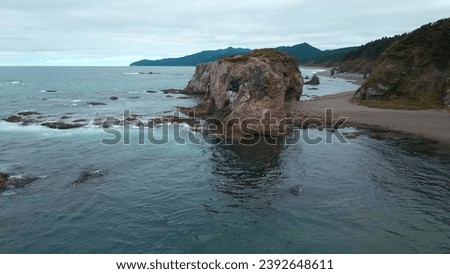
(288, 83, 450, 145)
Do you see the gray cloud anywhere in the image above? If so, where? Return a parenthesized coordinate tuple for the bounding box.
(0, 0, 449, 65)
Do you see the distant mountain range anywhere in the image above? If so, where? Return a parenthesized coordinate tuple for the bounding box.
(131, 17, 450, 108)
(130, 43, 358, 66)
(130, 47, 250, 66)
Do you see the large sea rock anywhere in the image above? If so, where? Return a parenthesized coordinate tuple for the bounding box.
(182, 49, 303, 135)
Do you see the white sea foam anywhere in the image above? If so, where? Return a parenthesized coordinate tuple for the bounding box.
(2, 190, 15, 196)
(0, 120, 98, 136)
(1, 80, 23, 85)
(9, 174, 24, 180)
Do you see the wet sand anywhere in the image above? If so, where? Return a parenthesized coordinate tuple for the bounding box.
(287, 91, 450, 144)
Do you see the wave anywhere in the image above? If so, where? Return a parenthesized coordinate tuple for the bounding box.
(1, 80, 24, 85)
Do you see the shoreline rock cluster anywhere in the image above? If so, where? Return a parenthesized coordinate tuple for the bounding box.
(181, 49, 303, 136)
(2, 110, 204, 130)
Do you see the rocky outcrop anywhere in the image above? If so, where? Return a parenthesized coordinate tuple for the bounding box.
(18, 111, 41, 116)
(4, 115, 23, 123)
(41, 121, 86, 129)
(0, 172, 38, 191)
(162, 89, 184, 94)
(355, 18, 450, 108)
(182, 49, 303, 136)
(304, 75, 320, 85)
(73, 170, 105, 185)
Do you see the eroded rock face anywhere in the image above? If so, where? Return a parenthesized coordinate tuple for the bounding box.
(304, 75, 320, 85)
(182, 49, 303, 135)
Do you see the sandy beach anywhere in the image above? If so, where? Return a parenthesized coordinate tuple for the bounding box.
(315, 67, 366, 85)
(287, 91, 450, 144)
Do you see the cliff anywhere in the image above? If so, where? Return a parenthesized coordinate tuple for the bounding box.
(181, 49, 303, 136)
(355, 18, 450, 109)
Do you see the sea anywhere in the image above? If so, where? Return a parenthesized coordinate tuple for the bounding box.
(0, 66, 449, 253)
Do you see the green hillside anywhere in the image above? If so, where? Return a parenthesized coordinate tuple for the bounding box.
(355, 18, 450, 108)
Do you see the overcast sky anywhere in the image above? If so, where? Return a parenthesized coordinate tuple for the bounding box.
(1, 0, 449, 66)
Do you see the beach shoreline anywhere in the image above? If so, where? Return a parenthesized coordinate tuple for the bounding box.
(312, 67, 366, 85)
(287, 91, 450, 145)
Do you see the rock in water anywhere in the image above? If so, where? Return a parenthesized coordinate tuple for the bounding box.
(0, 173, 9, 190)
(304, 75, 320, 85)
(73, 170, 105, 185)
(41, 122, 86, 129)
(87, 102, 107, 106)
(182, 49, 303, 136)
(4, 115, 23, 123)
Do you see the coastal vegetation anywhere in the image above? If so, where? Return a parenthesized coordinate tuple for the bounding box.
(131, 17, 450, 110)
(355, 18, 450, 109)
(219, 48, 295, 64)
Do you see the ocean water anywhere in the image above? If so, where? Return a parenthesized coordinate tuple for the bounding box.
(0, 67, 449, 254)
(300, 67, 359, 99)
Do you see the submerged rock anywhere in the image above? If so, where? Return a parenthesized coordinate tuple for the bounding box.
(8, 176, 38, 187)
(161, 89, 183, 94)
(21, 118, 39, 126)
(73, 170, 105, 185)
(4, 115, 23, 123)
(181, 49, 303, 136)
(41, 121, 86, 129)
(87, 102, 107, 106)
(93, 117, 121, 128)
(0, 173, 38, 190)
(147, 116, 200, 128)
(125, 114, 141, 121)
(18, 111, 41, 116)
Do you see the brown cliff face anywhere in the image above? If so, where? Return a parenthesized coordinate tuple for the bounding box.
(182, 49, 303, 135)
